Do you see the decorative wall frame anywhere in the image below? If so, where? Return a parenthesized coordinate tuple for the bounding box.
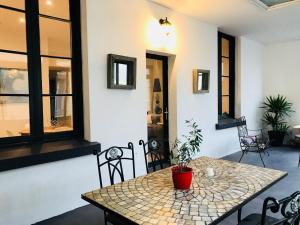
(107, 54, 137, 90)
(193, 69, 210, 93)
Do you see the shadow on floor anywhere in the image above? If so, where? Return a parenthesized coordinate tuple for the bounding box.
(35, 147, 300, 225)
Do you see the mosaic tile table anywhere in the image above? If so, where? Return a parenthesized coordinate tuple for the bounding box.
(82, 157, 287, 225)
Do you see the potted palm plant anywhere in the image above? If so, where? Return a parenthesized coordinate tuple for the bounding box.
(171, 120, 203, 190)
(261, 95, 293, 146)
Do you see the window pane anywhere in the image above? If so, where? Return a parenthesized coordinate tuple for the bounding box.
(40, 17, 71, 57)
(39, 0, 70, 20)
(222, 38, 229, 57)
(222, 57, 229, 77)
(222, 77, 229, 96)
(0, 96, 30, 137)
(43, 96, 73, 133)
(41, 58, 72, 94)
(0, 8, 26, 52)
(222, 96, 229, 114)
(0, 0, 24, 10)
(0, 53, 28, 94)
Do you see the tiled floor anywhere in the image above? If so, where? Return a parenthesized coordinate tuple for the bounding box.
(35, 147, 300, 225)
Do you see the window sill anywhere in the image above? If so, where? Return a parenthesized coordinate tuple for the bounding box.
(215, 118, 245, 130)
(0, 139, 100, 172)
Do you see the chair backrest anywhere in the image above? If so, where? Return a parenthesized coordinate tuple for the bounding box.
(139, 138, 164, 174)
(237, 116, 251, 150)
(93, 142, 135, 188)
(261, 191, 300, 225)
(237, 116, 248, 137)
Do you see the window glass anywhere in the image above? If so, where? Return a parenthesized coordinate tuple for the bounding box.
(43, 96, 73, 133)
(39, 17, 71, 57)
(222, 38, 229, 57)
(0, 8, 27, 52)
(222, 57, 229, 77)
(222, 77, 229, 96)
(0, 97, 30, 137)
(0, 0, 25, 10)
(222, 96, 229, 114)
(39, 0, 70, 20)
(41, 57, 72, 94)
(0, 53, 28, 94)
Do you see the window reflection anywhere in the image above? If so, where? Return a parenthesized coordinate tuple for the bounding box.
(39, 0, 70, 20)
(0, 0, 25, 10)
(0, 53, 28, 94)
(222, 96, 229, 114)
(0, 97, 30, 137)
(0, 8, 27, 52)
(43, 96, 73, 133)
(40, 17, 71, 57)
(41, 58, 72, 94)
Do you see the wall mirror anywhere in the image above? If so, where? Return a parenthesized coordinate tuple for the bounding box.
(193, 69, 210, 93)
(107, 54, 136, 89)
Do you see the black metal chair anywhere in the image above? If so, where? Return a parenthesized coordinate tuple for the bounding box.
(93, 142, 135, 225)
(237, 191, 300, 225)
(139, 138, 164, 173)
(237, 116, 269, 167)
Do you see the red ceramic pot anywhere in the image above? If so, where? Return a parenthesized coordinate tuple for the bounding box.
(171, 166, 193, 190)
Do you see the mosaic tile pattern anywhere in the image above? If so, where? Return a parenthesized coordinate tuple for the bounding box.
(82, 157, 287, 225)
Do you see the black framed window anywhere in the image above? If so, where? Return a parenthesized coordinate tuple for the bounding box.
(218, 32, 235, 120)
(0, 0, 83, 146)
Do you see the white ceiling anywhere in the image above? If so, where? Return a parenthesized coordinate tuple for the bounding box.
(149, 0, 300, 44)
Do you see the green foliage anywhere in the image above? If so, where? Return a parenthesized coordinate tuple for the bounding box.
(261, 95, 293, 132)
(171, 120, 203, 168)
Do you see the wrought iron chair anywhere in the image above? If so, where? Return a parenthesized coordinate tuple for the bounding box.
(93, 142, 135, 225)
(237, 191, 300, 225)
(139, 138, 164, 173)
(237, 116, 269, 167)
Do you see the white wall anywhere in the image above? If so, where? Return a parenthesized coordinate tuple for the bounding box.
(0, 0, 265, 224)
(264, 40, 300, 126)
(237, 37, 265, 129)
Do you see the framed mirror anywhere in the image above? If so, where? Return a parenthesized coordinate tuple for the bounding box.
(193, 69, 210, 93)
(107, 54, 136, 89)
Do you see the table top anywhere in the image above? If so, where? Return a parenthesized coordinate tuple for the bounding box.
(82, 157, 287, 225)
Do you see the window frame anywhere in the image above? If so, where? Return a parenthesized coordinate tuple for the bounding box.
(0, 0, 83, 147)
(218, 32, 236, 119)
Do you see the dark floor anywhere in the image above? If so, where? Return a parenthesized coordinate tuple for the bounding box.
(35, 147, 300, 225)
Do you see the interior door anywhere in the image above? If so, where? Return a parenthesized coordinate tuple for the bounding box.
(146, 53, 169, 162)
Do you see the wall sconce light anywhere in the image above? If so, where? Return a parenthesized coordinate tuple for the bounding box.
(159, 17, 172, 36)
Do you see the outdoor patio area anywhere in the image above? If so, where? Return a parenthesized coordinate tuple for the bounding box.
(1, 0, 300, 224)
(35, 147, 300, 225)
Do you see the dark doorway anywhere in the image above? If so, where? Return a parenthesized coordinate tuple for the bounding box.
(146, 53, 169, 162)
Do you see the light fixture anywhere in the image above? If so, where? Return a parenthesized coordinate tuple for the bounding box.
(19, 18, 25, 23)
(159, 17, 172, 36)
(46, 0, 53, 6)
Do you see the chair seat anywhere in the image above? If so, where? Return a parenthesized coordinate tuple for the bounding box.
(237, 213, 279, 225)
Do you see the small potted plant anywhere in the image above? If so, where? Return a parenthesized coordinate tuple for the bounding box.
(261, 95, 293, 146)
(171, 120, 203, 190)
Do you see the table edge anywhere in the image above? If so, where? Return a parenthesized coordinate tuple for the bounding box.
(210, 171, 288, 225)
(81, 194, 139, 225)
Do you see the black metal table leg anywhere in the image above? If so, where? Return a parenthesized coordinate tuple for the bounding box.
(238, 208, 242, 223)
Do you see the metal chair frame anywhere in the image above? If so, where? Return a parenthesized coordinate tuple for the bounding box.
(93, 142, 135, 225)
(238, 191, 300, 225)
(237, 116, 269, 167)
(139, 138, 164, 173)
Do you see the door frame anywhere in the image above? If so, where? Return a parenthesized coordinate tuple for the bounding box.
(146, 53, 170, 161)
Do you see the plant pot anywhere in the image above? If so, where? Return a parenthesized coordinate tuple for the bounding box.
(171, 166, 193, 190)
(268, 131, 285, 146)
